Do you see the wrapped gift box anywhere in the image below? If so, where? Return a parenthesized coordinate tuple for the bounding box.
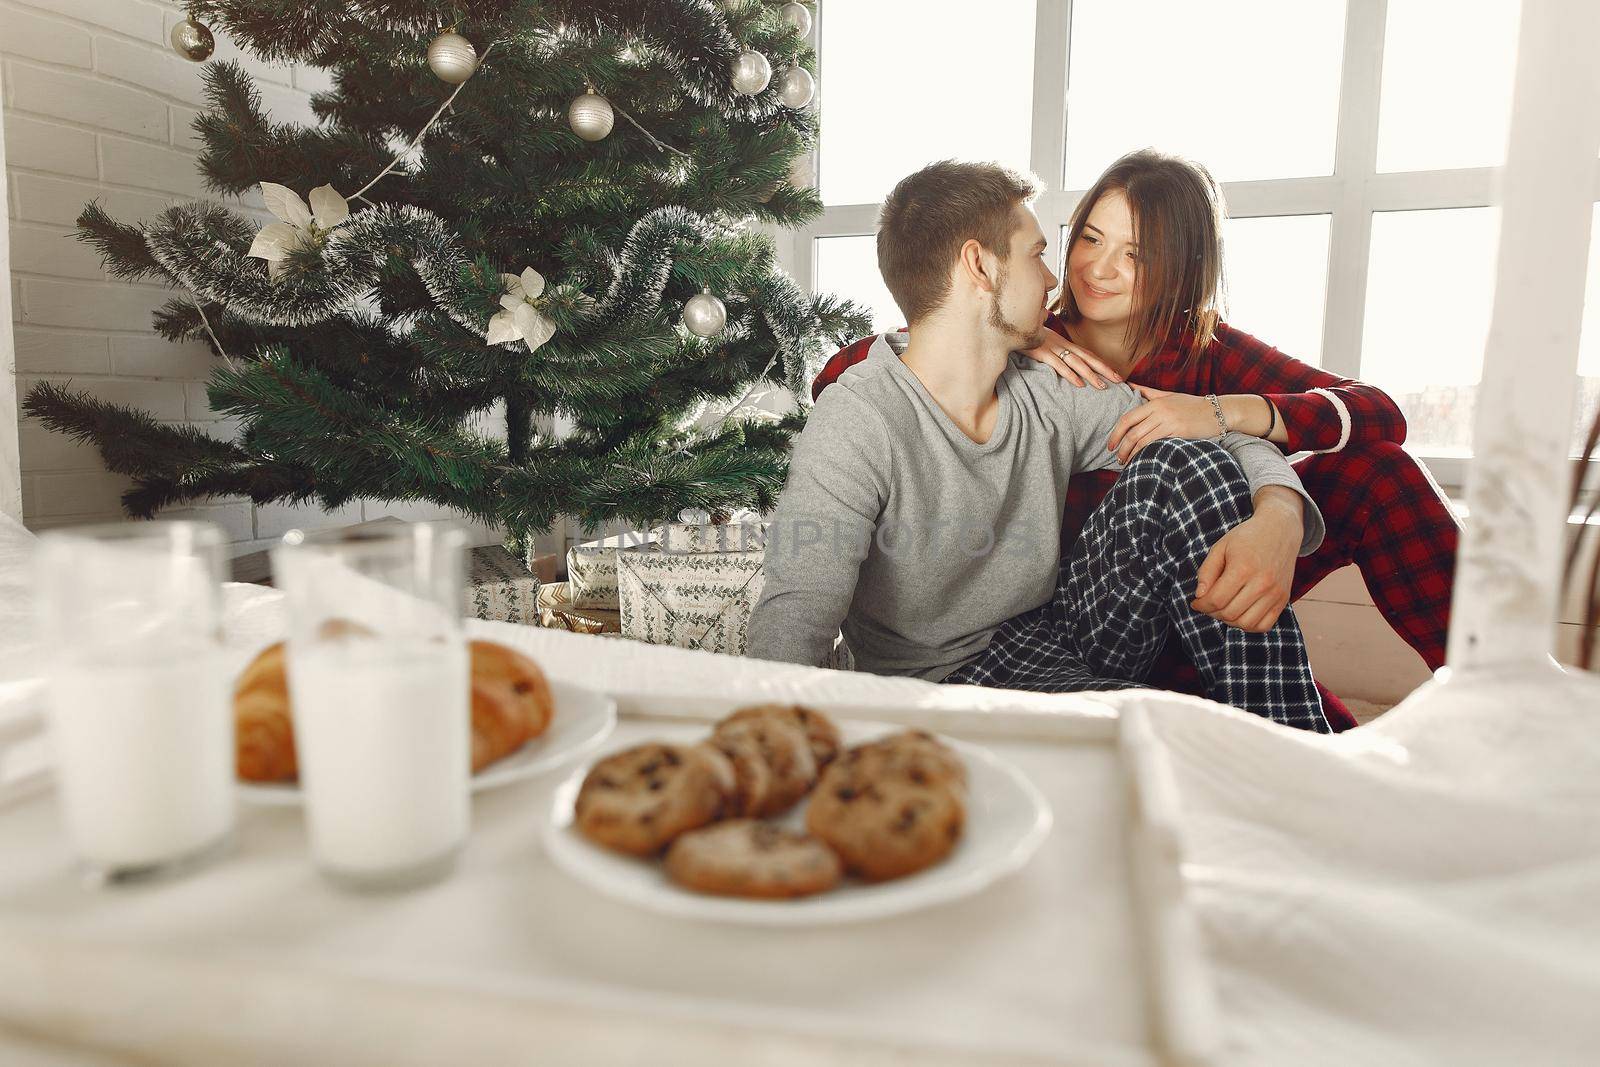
(538, 608, 609, 635)
(660, 509, 768, 555)
(659, 511, 764, 556)
(467, 545, 542, 625)
(616, 547, 765, 655)
(536, 581, 622, 633)
(524, 552, 560, 584)
(565, 530, 658, 610)
(660, 519, 768, 555)
(226, 517, 542, 624)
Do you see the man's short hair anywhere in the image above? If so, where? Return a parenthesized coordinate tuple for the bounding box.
(877, 160, 1044, 327)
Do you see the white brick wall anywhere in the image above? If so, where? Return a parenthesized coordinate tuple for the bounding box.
(2, 0, 478, 549)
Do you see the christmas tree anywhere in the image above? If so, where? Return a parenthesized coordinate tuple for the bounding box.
(23, 0, 868, 553)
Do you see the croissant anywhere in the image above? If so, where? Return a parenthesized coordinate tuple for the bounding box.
(234, 644, 297, 782)
(233, 637, 555, 782)
(467, 638, 555, 772)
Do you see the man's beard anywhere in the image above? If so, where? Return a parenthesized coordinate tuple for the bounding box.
(987, 264, 1045, 348)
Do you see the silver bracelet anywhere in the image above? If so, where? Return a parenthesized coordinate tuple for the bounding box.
(1206, 393, 1228, 437)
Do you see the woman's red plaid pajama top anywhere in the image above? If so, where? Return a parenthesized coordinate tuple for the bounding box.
(811, 317, 1459, 730)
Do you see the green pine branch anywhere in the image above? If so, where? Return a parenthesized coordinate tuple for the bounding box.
(31, 0, 864, 540)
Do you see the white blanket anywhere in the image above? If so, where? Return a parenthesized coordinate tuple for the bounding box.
(1106, 668, 1600, 1067)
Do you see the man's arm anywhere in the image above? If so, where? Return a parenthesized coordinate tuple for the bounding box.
(747, 391, 889, 668)
(1213, 432, 1324, 555)
(1189, 481, 1305, 632)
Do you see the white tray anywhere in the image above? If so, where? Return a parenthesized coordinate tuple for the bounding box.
(0, 620, 1218, 1066)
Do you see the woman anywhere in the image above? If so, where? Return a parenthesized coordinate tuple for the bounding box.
(813, 149, 1459, 730)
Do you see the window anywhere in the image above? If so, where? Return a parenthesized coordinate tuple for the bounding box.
(790, 0, 1591, 487)
(1375, 0, 1520, 173)
(1222, 214, 1332, 366)
(1064, 0, 1345, 187)
(1361, 208, 1498, 454)
(817, 0, 1036, 208)
(814, 236, 903, 333)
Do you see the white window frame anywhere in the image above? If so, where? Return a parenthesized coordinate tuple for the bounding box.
(0, 62, 19, 523)
(781, 0, 1600, 495)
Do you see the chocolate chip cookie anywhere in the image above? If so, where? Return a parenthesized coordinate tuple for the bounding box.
(704, 734, 772, 818)
(720, 704, 843, 769)
(852, 730, 968, 791)
(665, 819, 843, 899)
(574, 743, 733, 856)
(806, 740, 967, 882)
(710, 716, 817, 816)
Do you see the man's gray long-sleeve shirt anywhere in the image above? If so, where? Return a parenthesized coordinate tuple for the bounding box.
(745, 332, 1325, 681)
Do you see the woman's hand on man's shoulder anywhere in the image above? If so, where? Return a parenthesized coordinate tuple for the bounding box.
(1019, 328, 1122, 390)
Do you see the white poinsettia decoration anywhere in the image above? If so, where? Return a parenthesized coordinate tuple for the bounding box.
(732, 407, 784, 426)
(487, 267, 558, 352)
(247, 182, 350, 280)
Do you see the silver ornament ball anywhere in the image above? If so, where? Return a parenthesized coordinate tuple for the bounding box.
(568, 92, 615, 142)
(170, 17, 215, 63)
(682, 290, 728, 338)
(731, 50, 772, 96)
(781, 3, 812, 36)
(776, 66, 815, 109)
(427, 32, 478, 84)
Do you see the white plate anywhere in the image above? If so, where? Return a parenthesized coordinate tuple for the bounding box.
(238, 680, 616, 806)
(542, 721, 1053, 926)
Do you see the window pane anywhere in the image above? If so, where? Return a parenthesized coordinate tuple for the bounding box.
(814, 235, 904, 335)
(1222, 215, 1331, 365)
(1376, 0, 1520, 173)
(1361, 208, 1498, 454)
(1064, 0, 1343, 187)
(818, 1, 1036, 206)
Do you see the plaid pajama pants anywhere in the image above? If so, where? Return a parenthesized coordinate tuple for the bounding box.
(945, 438, 1331, 733)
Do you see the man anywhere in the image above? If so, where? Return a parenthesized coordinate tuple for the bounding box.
(747, 161, 1330, 731)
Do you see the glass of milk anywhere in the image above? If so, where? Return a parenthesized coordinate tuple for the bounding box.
(34, 521, 234, 884)
(271, 522, 470, 891)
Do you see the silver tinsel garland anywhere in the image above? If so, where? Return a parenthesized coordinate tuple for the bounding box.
(139, 197, 820, 399)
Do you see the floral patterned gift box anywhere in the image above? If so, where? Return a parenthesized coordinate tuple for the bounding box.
(660, 508, 768, 555)
(466, 545, 542, 625)
(616, 547, 765, 655)
(564, 529, 659, 610)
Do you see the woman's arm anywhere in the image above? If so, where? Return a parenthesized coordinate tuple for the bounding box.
(810, 333, 880, 402)
(1203, 324, 1408, 452)
(1106, 324, 1408, 457)
(1217, 393, 1290, 446)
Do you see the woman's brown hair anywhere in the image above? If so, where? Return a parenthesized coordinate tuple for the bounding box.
(1051, 149, 1227, 365)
